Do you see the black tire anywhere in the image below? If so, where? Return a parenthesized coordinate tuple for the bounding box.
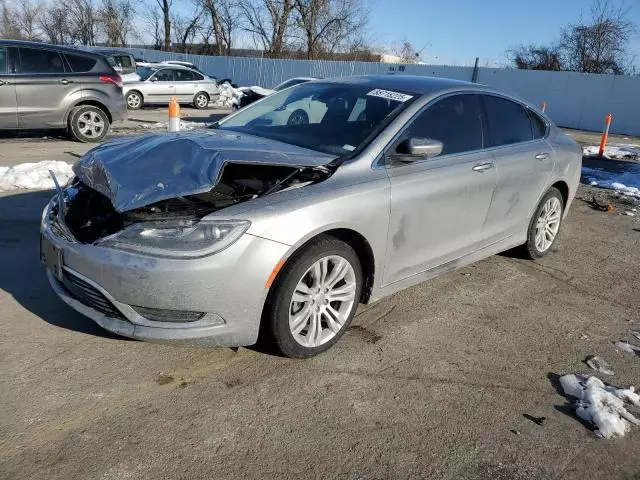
(193, 91, 210, 109)
(263, 235, 362, 358)
(287, 109, 309, 126)
(68, 105, 110, 143)
(126, 90, 143, 110)
(520, 187, 564, 259)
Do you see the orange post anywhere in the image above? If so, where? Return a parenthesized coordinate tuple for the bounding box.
(168, 97, 180, 132)
(598, 113, 613, 158)
(540, 101, 547, 113)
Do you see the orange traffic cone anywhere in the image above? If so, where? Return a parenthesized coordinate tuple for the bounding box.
(168, 97, 180, 132)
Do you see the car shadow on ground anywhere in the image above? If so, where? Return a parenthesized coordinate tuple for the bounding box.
(0, 189, 127, 340)
(0, 129, 70, 142)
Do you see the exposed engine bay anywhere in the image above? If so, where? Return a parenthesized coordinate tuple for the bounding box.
(62, 163, 331, 244)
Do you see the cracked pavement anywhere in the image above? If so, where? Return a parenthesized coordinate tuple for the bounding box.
(1, 178, 640, 479)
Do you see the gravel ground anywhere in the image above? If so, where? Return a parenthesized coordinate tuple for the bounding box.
(1, 119, 640, 479)
(1, 181, 639, 479)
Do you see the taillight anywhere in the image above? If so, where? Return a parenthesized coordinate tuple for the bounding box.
(100, 74, 123, 89)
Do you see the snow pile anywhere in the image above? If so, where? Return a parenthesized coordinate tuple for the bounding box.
(0, 161, 74, 192)
(582, 164, 640, 197)
(139, 120, 216, 131)
(212, 83, 245, 108)
(560, 374, 640, 438)
(583, 144, 640, 160)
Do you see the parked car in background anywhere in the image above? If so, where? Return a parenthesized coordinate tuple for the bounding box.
(0, 40, 125, 142)
(158, 60, 204, 74)
(93, 50, 140, 83)
(123, 65, 219, 109)
(233, 77, 317, 110)
(41, 75, 581, 358)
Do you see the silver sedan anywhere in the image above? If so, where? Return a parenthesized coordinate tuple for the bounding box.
(41, 75, 581, 357)
(123, 65, 219, 110)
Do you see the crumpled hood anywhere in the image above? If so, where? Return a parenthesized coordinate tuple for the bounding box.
(72, 131, 334, 212)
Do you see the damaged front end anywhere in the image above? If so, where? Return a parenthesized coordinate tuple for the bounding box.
(56, 161, 330, 257)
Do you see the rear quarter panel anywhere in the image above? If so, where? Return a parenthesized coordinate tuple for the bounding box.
(548, 125, 582, 215)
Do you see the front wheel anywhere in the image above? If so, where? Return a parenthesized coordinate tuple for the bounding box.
(263, 235, 362, 358)
(68, 105, 110, 143)
(125, 91, 143, 110)
(521, 187, 564, 258)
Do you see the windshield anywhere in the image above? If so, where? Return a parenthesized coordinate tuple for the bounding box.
(137, 66, 157, 81)
(217, 82, 416, 156)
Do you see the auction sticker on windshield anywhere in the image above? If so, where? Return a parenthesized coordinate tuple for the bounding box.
(367, 89, 413, 102)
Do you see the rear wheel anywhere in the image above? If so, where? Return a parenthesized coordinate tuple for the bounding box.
(193, 92, 209, 109)
(521, 187, 564, 258)
(68, 105, 110, 143)
(264, 235, 362, 358)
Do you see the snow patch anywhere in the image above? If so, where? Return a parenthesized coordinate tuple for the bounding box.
(583, 144, 640, 160)
(0, 161, 74, 192)
(560, 374, 640, 438)
(139, 120, 216, 131)
(582, 165, 640, 197)
(212, 83, 245, 109)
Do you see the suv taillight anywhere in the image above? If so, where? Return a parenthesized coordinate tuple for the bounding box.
(100, 74, 123, 89)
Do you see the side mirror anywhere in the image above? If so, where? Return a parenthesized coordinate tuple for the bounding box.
(150, 77, 157, 82)
(391, 138, 443, 162)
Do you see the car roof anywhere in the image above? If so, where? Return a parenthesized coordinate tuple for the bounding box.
(93, 49, 134, 56)
(326, 75, 477, 95)
(0, 39, 101, 57)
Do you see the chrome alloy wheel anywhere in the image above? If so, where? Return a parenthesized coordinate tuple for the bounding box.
(77, 111, 105, 138)
(535, 196, 562, 252)
(289, 255, 357, 348)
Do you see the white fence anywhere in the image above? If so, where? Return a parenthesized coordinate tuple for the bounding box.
(116, 48, 640, 135)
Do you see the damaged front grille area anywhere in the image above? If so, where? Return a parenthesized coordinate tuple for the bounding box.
(62, 162, 331, 244)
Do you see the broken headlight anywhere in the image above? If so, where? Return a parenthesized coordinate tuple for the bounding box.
(97, 219, 251, 258)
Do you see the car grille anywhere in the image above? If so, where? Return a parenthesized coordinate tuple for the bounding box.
(61, 269, 126, 320)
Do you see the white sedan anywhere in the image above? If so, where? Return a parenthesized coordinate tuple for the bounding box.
(123, 66, 219, 110)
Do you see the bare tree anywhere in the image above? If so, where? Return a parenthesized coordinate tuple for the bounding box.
(143, 5, 164, 48)
(155, 0, 172, 50)
(69, 0, 99, 45)
(172, 6, 203, 53)
(293, 0, 367, 59)
(0, 1, 22, 39)
(200, 0, 238, 54)
(39, 4, 73, 44)
(239, 0, 294, 55)
(101, 0, 135, 46)
(559, 0, 636, 74)
(508, 44, 563, 71)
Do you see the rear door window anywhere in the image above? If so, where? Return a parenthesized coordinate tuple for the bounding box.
(482, 95, 533, 147)
(174, 69, 195, 81)
(65, 53, 97, 73)
(528, 110, 547, 139)
(398, 94, 484, 155)
(18, 48, 66, 74)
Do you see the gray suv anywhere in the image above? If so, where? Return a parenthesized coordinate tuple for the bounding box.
(0, 40, 126, 142)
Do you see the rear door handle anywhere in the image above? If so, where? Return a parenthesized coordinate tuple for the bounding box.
(472, 162, 495, 172)
(535, 152, 550, 160)
(59, 79, 74, 85)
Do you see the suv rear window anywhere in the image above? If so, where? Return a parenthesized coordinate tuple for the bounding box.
(18, 47, 66, 74)
(65, 53, 97, 73)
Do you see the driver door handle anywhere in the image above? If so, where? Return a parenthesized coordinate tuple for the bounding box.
(472, 162, 495, 172)
(535, 152, 550, 160)
(59, 79, 74, 85)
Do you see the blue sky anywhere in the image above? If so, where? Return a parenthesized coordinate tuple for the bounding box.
(367, 0, 640, 67)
